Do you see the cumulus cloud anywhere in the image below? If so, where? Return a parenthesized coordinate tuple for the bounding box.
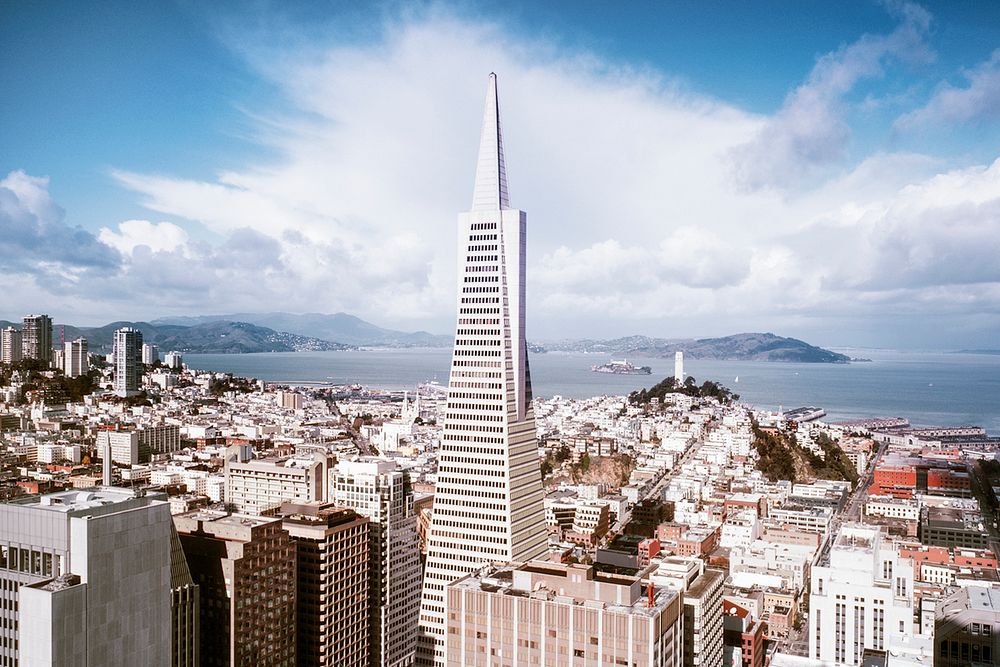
(0, 170, 121, 283)
(7, 4, 1000, 347)
(729, 1, 933, 191)
(98, 219, 190, 255)
(896, 49, 1000, 129)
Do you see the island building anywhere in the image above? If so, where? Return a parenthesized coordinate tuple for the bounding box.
(809, 524, 919, 665)
(113, 326, 143, 396)
(332, 459, 422, 667)
(445, 561, 683, 667)
(934, 585, 1000, 666)
(173, 509, 297, 666)
(1, 326, 21, 363)
(0, 487, 174, 666)
(21, 313, 52, 363)
(280, 502, 371, 667)
(224, 448, 327, 515)
(64, 336, 88, 377)
(417, 73, 549, 665)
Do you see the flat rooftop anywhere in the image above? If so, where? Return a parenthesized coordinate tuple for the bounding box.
(13, 487, 159, 514)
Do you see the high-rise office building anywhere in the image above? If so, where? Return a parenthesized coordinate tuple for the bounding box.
(445, 562, 684, 667)
(333, 459, 422, 667)
(0, 327, 21, 364)
(809, 524, 917, 665)
(174, 509, 297, 666)
(21, 313, 52, 363)
(113, 326, 143, 396)
(281, 502, 370, 667)
(142, 342, 160, 365)
(417, 73, 549, 666)
(64, 336, 89, 377)
(0, 487, 174, 666)
(653, 557, 724, 667)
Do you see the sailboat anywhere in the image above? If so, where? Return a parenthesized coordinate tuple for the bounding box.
(734, 376, 739, 383)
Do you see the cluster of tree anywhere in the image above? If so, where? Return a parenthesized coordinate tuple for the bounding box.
(751, 421, 858, 486)
(629, 376, 739, 406)
(209, 376, 256, 396)
(0, 361, 101, 404)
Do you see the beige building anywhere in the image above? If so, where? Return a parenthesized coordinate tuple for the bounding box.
(445, 561, 683, 667)
(174, 510, 297, 667)
(653, 557, 725, 667)
(225, 451, 326, 515)
(281, 502, 370, 667)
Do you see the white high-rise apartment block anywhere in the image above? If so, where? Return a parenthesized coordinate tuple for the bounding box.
(164, 350, 183, 370)
(113, 327, 143, 396)
(333, 459, 422, 667)
(809, 524, 918, 665)
(674, 350, 684, 385)
(0, 487, 173, 666)
(1, 326, 21, 363)
(416, 73, 548, 666)
(64, 336, 89, 377)
(141, 342, 160, 365)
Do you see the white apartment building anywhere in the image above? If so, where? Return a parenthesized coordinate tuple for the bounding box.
(64, 337, 89, 378)
(809, 524, 918, 665)
(225, 451, 326, 515)
(1, 327, 21, 364)
(768, 506, 833, 534)
(728, 539, 815, 591)
(653, 557, 725, 667)
(96, 430, 140, 465)
(720, 510, 761, 549)
(865, 495, 921, 521)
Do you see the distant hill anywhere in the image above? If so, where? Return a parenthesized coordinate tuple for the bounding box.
(1, 320, 352, 354)
(152, 312, 452, 348)
(543, 332, 851, 363)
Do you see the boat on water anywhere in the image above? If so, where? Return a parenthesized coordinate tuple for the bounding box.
(590, 359, 652, 375)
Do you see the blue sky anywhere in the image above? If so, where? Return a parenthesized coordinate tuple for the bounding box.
(2, 1, 1000, 348)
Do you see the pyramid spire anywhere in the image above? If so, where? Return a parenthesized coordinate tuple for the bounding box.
(471, 72, 510, 211)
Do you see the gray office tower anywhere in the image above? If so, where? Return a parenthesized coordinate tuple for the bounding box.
(0, 487, 174, 666)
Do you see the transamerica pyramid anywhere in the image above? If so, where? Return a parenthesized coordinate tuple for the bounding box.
(415, 73, 549, 666)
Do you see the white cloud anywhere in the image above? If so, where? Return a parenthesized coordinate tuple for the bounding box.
(6, 5, 1000, 347)
(98, 220, 190, 255)
(729, 1, 933, 191)
(896, 49, 1000, 129)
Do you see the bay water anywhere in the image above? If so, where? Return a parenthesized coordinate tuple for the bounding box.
(184, 349, 1000, 433)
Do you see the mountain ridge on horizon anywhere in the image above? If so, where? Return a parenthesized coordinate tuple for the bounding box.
(3, 311, 854, 362)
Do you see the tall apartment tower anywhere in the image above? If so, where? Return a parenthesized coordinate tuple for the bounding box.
(21, 313, 52, 362)
(281, 502, 370, 667)
(416, 73, 549, 666)
(0, 487, 174, 666)
(113, 326, 144, 396)
(65, 336, 89, 377)
(173, 510, 297, 666)
(333, 459, 422, 667)
(1, 327, 21, 363)
(142, 342, 160, 365)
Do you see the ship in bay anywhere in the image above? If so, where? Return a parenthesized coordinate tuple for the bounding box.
(590, 359, 652, 375)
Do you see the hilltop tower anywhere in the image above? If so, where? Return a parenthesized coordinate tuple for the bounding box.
(415, 73, 548, 666)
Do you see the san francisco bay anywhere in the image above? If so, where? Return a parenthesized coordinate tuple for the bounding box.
(184, 348, 1000, 433)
